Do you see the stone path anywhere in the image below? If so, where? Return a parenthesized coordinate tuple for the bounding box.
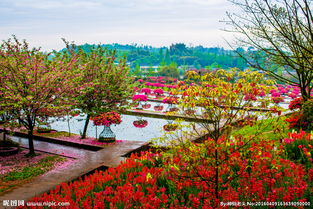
(0, 136, 148, 207)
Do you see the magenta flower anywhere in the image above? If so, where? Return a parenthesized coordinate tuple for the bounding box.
(140, 88, 152, 94)
(132, 94, 148, 102)
(153, 89, 164, 95)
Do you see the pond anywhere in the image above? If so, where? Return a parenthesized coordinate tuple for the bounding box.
(48, 98, 290, 143)
(49, 114, 183, 142)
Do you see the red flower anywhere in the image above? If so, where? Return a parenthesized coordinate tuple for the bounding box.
(154, 105, 164, 111)
(289, 97, 303, 110)
(91, 112, 122, 126)
(133, 120, 148, 128)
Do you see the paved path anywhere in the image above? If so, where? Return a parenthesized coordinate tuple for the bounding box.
(11, 136, 96, 159)
(0, 137, 148, 207)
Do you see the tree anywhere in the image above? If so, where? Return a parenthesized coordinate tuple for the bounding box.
(158, 62, 179, 78)
(147, 64, 155, 76)
(132, 63, 141, 77)
(66, 43, 133, 139)
(157, 69, 280, 199)
(0, 36, 80, 155)
(169, 43, 190, 56)
(227, 0, 313, 101)
(164, 49, 171, 64)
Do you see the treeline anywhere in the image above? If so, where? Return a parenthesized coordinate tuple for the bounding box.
(74, 43, 248, 69)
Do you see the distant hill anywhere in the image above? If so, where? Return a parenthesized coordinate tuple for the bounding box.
(66, 43, 248, 69)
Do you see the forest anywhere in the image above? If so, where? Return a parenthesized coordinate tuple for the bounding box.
(73, 43, 248, 70)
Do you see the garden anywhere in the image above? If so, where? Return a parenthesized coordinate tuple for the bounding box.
(0, 36, 313, 209)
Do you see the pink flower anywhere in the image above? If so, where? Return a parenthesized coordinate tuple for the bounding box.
(132, 94, 148, 102)
(140, 88, 151, 94)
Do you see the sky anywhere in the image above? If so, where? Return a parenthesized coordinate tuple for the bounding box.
(0, 0, 238, 51)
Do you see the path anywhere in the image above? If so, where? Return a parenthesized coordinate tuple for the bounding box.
(0, 136, 148, 207)
(11, 136, 96, 159)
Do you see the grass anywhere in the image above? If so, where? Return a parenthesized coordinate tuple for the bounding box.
(231, 116, 289, 140)
(37, 131, 79, 138)
(0, 155, 65, 194)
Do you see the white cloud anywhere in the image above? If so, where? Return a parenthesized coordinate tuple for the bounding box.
(10, 0, 101, 9)
(0, 0, 238, 50)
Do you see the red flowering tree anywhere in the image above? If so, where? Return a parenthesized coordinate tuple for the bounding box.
(0, 36, 81, 155)
(286, 97, 313, 130)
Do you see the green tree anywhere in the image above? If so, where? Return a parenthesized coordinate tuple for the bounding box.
(132, 63, 141, 77)
(169, 43, 190, 56)
(164, 49, 171, 64)
(159, 62, 179, 78)
(147, 64, 155, 76)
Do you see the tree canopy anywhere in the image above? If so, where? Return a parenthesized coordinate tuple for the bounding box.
(65, 43, 134, 139)
(227, 0, 313, 100)
(0, 36, 80, 155)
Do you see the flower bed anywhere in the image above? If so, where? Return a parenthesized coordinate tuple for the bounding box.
(22, 132, 313, 208)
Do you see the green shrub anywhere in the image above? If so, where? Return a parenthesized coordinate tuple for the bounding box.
(302, 99, 313, 131)
(283, 130, 313, 169)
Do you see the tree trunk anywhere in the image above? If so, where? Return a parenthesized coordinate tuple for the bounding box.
(215, 148, 219, 199)
(28, 129, 35, 155)
(3, 128, 7, 141)
(95, 125, 98, 140)
(301, 86, 309, 102)
(81, 114, 90, 139)
(67, 114, 71, 137)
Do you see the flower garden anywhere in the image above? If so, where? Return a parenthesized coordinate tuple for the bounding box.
(0, 38, 313, 208)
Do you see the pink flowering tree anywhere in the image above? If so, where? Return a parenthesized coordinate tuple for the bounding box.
(0, 36, 81, 155)
(63, 42, 134, 139)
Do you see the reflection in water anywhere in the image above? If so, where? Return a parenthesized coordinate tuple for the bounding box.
(49, 114, 181, 142)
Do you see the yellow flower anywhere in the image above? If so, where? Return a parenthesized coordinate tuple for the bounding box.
(146, 173, 153, 181)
